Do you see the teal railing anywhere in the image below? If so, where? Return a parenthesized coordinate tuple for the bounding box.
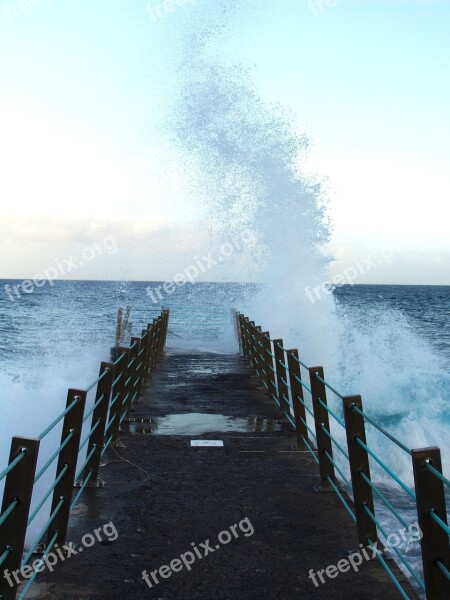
(0, 309, 169, 600)
(236, 311, 449, 600)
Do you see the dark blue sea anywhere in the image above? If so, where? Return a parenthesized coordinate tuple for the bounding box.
(0, 281, 448, 593)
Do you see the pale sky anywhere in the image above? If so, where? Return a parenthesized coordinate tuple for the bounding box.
(0, 0, 449, 284)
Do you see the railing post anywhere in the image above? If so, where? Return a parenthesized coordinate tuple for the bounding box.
(254, 325, 263, 379)
(237, 313, 243, 354)
(254, 326, 266, 387)
(163, 309, 169, 347)
(236, 312, 242, 352)
(146, 323, 155, 375)
(262, 333, 275, 395)
(157, 316, 164, 360)
(235, 310, 242, 352)
(242, 317, 250, 362)
(121, 345, 137, 424)
(48, 389, 87, 547)
(151, 321, 159, 368)
(83, 362, 114, 487)
(140, 329, 150, 384)
(288, 350, 308, 448)
(411, 447, 450, 599)
(308, 367, 335, 491)
(274, 339, 290, 416)
(108, 347, 130, 443)
(342, 395, 378, 546)
(0, 437, 40, 600)
(248, 321, 257, 372)
(126, 336, 142, 412)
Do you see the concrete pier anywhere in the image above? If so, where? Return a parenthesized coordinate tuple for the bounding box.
(34, 352, 413, 599)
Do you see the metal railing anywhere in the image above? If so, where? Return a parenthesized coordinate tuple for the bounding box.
(235, 311, 449, 600)
(0, 309, 169, 600)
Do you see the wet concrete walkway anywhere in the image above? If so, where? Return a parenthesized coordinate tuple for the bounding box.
(35, 352, 413, 599)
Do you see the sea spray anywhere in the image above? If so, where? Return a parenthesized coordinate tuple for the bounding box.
(169, 10, 450, 486)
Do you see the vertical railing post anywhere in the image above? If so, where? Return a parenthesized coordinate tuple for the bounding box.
(157, 315, 164, 360)
(237, 313, 245, 356)
(135, 333, 146, 396)
(48, 389, 87, 547)
(151, 321, 159, 368)
(121, 343, 138, 421)
(274, 339, 290, 415)
(122, 337, 140, 414)
(140, 329, 150, 384)
(0, 437, 40, 600)
(146, 323, 155, 374)
(83, 362, 114, 487)
(255, 326, 265, 387)
(262, 332, 274, 395)
(248, 321, 256, 372)
(235, 310, 242, 352)
(159, 313, 166, 357)
(240, 314, 247, 356)
(342, 395, 378, 546)
(308, 367, 335, 491)
(108, 348, 130, 443)
(254, 325, 263, 379)
(411, 447, 450, 599)
(272, 338, 283, 408)
(248, 320, 255, 367)
(242, 317, 250, 363)
(163, 309, 169, 347)
(288, 350, 308, 448)
(153, 317, 161, 362)
(150, 319, 158, 366)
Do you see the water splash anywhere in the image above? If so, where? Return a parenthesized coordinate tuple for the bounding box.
(169, 14, 450, 483)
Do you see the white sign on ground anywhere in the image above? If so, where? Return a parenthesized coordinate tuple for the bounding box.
(190, 440, 224, 447)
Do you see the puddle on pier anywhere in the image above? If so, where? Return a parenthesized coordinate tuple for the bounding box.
(120, 413, 282, 435)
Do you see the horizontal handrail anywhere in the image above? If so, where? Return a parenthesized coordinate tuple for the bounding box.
(0, 450, 26, 481)
(38, 397, 78, 441)
(324, 449, 351, 490)
(71, 470, 93, 511)
(85, 368, 109, 393)
(356, 437, 416, 499)
(425, 460, 450, 487)
(34, 431, 74, 483)
(82, 393, 105, 424)
(113, 352, 126, 365)
(351, 404, 412, 456)
(359, 471, 411, 532)
(367, 535, 411, 600)
(320, 424, 349, 460)
(27, 464, 69, 527)
(314, 372, 344, 399)
(318, 397, 345, 428)
(0, 498, 19, 527)
(326, 474, 356, 522)
(18, 531, 58, 600)
(293, 374, 312, 395)
(364, 504, 425, 591)
(430, 510, 450, 535)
